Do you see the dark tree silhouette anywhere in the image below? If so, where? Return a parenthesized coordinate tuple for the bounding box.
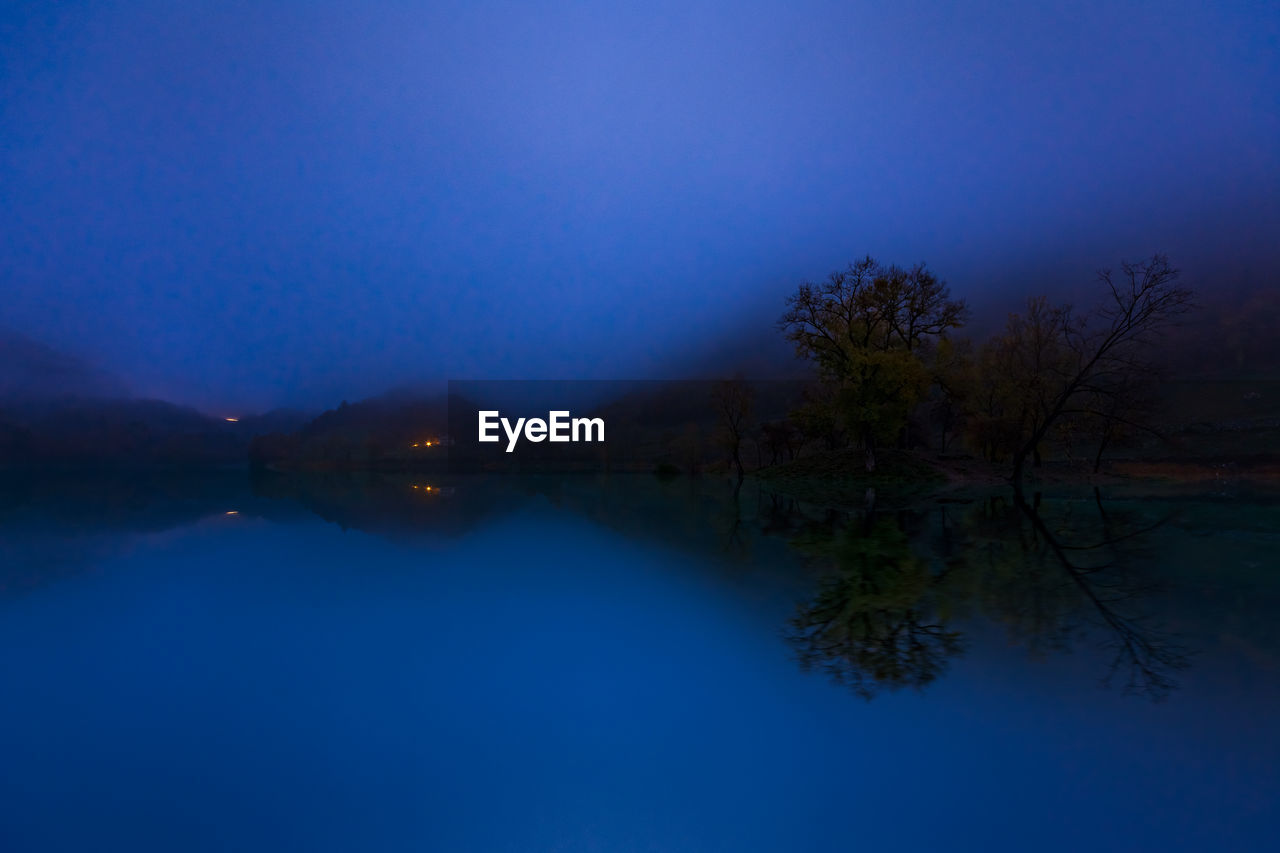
(980, 255, 1194, 488)
(779, 257, 967, 471)
(714, 378, 754, 483)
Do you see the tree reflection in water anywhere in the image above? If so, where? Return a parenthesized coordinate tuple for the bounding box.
(787, 513, 964, 699)
(786, 491, 1192, 701)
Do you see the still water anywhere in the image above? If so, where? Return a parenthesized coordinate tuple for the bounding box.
(1, 473, 1276, 852)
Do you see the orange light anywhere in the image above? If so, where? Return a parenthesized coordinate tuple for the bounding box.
(225, 510, 238, 515)
(225, 417, 239, 422)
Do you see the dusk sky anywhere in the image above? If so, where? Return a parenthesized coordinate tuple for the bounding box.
(3, 0, 1277, 412)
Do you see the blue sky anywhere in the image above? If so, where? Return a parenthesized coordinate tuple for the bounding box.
(2, 0, 1277, 410)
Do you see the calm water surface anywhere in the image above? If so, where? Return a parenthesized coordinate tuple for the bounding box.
(1, 474, 1277, 852)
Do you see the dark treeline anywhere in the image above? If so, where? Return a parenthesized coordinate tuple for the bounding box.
(751, 253, 1202, 488)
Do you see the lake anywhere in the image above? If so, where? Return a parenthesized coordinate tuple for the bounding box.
(1, 473, 1276, 852)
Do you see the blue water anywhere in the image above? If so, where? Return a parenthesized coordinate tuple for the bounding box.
(0, 475, 1276, 851)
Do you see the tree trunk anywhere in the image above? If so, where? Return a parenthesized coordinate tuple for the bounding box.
(1093, 428, 1112, 474)
(1011, 449, 1027, 492)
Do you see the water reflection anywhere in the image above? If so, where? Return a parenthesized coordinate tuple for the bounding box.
(2, 470, 1271, 705)
(1, 471, 1275, 852)
(785, 493, 1194, 700)
(788, 513, 964, 698)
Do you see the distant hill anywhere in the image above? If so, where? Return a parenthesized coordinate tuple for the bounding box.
(0, 397, 243, 468)
(0, 333, 316, 469)
(0, 330, 128, 402)
(249, 389, 450, 471)
(0, 397, 317, 470)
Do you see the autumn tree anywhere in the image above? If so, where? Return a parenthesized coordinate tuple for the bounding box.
(779, 257, 967, 471)
(922, 336, 977, 453)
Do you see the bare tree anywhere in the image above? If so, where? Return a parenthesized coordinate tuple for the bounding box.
(714, 378, 753, 483)
(1080, 370, 1163, 473)
(984, 255, 1194, 488)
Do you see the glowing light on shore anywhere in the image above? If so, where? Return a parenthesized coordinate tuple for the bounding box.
(225, 510, 238, 515)
(225, 417, 239, 422)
